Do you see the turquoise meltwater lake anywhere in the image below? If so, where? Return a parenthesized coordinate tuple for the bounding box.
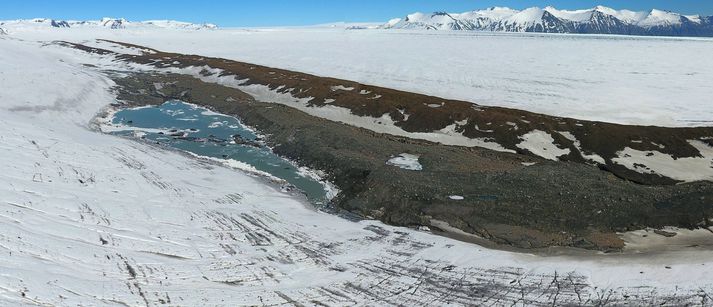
(110, 100, 329, 204)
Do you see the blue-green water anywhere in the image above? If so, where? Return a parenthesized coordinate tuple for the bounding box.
(111, 100, 328, 204)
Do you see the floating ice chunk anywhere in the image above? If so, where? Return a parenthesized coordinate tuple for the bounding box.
(386, 153, 422, 171)
(201, 109, 223, 116)
(208, 121, 225, 128)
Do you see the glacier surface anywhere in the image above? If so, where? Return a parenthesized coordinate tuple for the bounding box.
(2, 24, 713, 305)
(3, 25, 712, 127)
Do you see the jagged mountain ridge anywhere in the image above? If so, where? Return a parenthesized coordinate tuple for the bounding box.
(382, 6, 713, 37)
(0, 18, 217, 30)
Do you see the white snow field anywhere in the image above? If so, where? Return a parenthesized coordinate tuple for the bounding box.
(2, 27, 713, 305)
(3, 24, 713, 127)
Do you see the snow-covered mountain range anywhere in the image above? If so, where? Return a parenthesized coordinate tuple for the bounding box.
(0, 17, 217, 31)
(382, 6, 713, 37)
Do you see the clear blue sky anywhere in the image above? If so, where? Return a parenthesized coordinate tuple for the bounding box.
(2, 1, 712, 27)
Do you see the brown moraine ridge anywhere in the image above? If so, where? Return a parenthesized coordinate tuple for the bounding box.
(64, 40, 713, 251)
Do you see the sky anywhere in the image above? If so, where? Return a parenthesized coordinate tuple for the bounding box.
(2, 0, 713, 27)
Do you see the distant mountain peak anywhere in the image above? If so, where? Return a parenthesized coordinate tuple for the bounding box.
(381, 5, 713, 37)
(593, 5, 614, 12)
(99, 17, 127, 29)
(0, 17, 219, 31)
(485, 6, 515, 12)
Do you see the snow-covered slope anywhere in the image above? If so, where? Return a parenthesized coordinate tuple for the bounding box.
(142, 19, 217, 30)
(5, 26, 713, 127)
(0, 17, 217, 31)
(3, 33, 713, 305)
(383, 6, 713, 37)
(638, 9, 686, 27)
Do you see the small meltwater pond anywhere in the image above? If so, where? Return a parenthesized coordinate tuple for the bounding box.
(108, 100, 330, 204)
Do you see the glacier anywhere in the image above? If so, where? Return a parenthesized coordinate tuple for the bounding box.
(3, 23, 712, 127)
(2, 19, 713, 305)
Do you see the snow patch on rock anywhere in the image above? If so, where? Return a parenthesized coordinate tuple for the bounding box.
(386, 153, 423, 171)
(558, 131, 606, 164)
(612, 140, 713, 182)
(330, 85, 354, 91)
(517, 130, 570, 161)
